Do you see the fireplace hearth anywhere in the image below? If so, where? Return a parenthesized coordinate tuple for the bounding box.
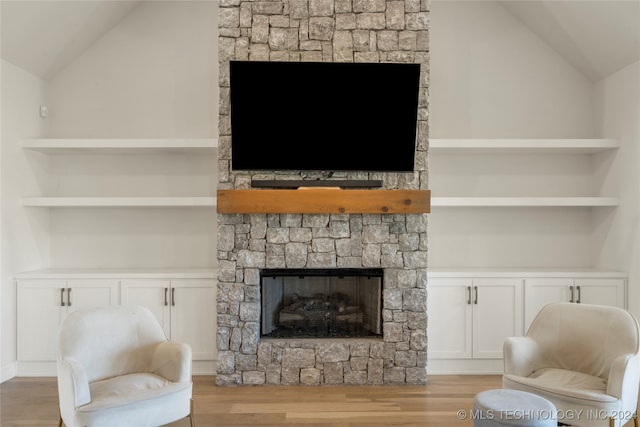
(261, 268, 383, 339)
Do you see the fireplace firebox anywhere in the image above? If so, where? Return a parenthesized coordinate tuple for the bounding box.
(260, 268, 383, 339)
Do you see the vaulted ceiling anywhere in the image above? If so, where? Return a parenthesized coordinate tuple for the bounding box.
(498, 0, 640, 81)
(1, 0, 639, 82)
(1, 1, 141, 80)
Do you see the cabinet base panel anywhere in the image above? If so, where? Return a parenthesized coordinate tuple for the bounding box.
(16, 360, 216, 377)
(16, 361, 55, 377)
(1, 362, 17, 383)
(427, 358, 504, 375)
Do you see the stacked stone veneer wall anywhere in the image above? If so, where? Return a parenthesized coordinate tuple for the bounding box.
(217, 0, 429, 386)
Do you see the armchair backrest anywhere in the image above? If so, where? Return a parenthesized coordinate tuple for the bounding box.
(527, 302, 640, 379)
(58, 305, 168, 383)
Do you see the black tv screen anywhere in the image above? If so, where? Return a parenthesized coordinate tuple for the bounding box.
(229, 61, 420, 172)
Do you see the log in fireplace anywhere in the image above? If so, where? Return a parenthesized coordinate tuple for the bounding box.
(260, 268, 383, 339)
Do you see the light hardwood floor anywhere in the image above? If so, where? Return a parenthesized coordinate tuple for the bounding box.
(1, 375, 501, 427)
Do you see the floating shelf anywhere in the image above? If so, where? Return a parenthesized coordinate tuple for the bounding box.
(217, 189, 431, 214)
(21, 138, 218, 154)
(22, 197, 217, 207)
(431, 197, 618, 207)
(429, 138, 619, 154)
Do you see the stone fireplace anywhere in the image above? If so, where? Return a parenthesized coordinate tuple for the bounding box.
(216, 0, 429, 386)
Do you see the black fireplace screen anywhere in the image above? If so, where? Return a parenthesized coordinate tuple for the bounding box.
(260, 268, 383, 339)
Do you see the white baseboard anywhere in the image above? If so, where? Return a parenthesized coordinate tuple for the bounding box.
(1, 362, 17, 382)
(427, 359, 504, 375)
(193, 360, 216, 375)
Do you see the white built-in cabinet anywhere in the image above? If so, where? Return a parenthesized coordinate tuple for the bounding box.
(427, 138, 627, 374)
(15, 138, 218, 376)
(121, 279, 217, 361)
(15, 272, 217, 376)
(17, 278, 119, 362)
(426, 271, 627, 374)
(427, 277, 523, 361)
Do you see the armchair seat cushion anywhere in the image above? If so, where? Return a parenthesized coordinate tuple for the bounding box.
(504, 369, 616, 405)
(79, 373, 191, 413)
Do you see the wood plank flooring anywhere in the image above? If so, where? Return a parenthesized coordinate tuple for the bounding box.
(1, 375, 500, 427)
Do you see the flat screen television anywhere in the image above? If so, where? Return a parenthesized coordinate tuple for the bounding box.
(229, 60, 420, 172)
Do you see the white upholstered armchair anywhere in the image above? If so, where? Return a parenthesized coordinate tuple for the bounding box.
(57, 305, 194, 427)
(503, 302, 640, 427)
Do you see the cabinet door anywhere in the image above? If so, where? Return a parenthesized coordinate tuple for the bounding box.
(17, 280, 67, 361)
(574, 278, 625, 308)
(471, 279, 523, 359)
(120, 280, 171, 335)
(524, 278, 626, 330)
(524, 278, 574, 331)
(170, 280, 216, 361)
(65, 279, 119, 313)
(427, 279, 472, 359)
(17, 279, 118, 361)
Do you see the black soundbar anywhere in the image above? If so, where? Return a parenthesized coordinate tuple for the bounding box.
(250, 179, 383, 189)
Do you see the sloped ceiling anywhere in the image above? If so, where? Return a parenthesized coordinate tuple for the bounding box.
(1, 1, 639, 82)
(1, 0, 141, 81)
(499, 0, 640, 81)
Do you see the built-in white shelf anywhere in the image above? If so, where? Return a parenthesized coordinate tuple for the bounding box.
(21, 138, 217, 208)
(14, 268, 217, 279)
(431, 197, 618, 207)
(22, 197, 217, 207)
(22, 138, 218, 154)
(427, 268, 628, 278)
(429, 139, 619, 208)
(429, 138, 619, 153)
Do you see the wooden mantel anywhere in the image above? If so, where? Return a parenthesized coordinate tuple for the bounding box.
(216, 188, 431, 214)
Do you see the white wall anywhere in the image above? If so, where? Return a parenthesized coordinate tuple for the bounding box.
(1, 60, 49, 380)
(429, 1, 596, 139)
(47, 1, 218, 138)
(43, 1, 218, 269)
(594, 60, 640, 317)
(428, 1, 599, 268)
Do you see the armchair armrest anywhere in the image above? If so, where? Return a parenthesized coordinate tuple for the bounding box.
(151, 341, 192, 382)
(606, 353, 640, 413)
(57, 357, 91, 408)
(503, 336, 541, 377)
